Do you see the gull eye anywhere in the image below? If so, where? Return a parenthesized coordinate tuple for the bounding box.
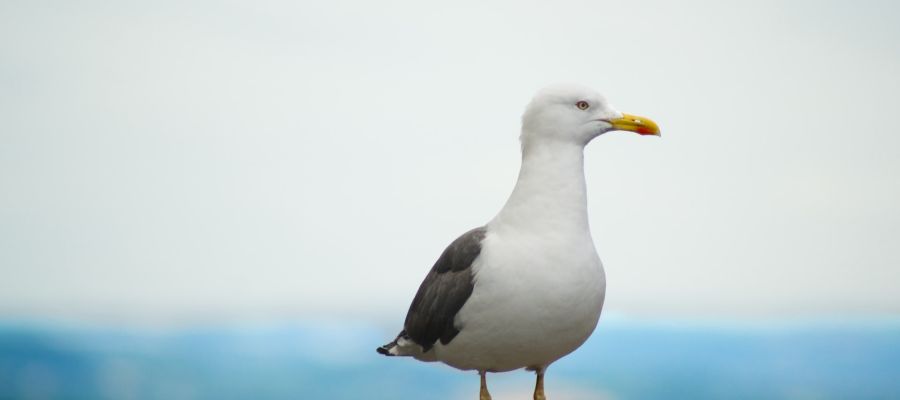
(576, 101, 590, 110)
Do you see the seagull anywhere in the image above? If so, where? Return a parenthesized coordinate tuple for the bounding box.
(377, 84, 660, 400)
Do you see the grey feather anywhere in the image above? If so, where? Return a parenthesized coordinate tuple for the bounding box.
(402, 227, 487, 352)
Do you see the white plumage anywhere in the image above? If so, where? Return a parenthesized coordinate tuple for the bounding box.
(437, 135, 606, 372)
(379, 83, 660, 400)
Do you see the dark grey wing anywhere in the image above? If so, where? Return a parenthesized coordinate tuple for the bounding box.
(403, 226, 487, 352)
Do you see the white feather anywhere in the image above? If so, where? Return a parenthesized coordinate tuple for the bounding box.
(428, 84, 616, 372)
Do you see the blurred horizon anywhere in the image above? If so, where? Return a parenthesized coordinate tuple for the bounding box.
(3, 315, 900, 399)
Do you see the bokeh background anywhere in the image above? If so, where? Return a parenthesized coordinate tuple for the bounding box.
(2, 0, 899, 399)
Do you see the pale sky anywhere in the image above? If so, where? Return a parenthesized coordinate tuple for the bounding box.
(1, 0, 899, 324)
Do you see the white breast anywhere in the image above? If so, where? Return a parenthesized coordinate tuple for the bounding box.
(433, 229, 606, 372)
(431, 138, 606, 371)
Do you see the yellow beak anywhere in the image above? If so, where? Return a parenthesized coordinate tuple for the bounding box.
(607, 113, 660, 136)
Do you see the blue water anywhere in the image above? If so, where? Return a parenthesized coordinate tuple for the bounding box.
(1, 318, 899, 399)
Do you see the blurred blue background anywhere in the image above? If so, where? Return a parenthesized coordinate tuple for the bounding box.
(3, 317, 900, 399)
(2, 0, 899, 399)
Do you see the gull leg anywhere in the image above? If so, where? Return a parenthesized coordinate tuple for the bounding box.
(533, 368, 546, 400)
(479, 370, 492, 400)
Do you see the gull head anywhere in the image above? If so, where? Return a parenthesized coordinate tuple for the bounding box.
(520, 83, 660, 147)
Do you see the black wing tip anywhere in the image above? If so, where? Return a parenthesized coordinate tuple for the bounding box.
(376, 339, 397, 356)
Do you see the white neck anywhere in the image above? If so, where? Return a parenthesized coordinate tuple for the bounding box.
(489, 138, 591, 235)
